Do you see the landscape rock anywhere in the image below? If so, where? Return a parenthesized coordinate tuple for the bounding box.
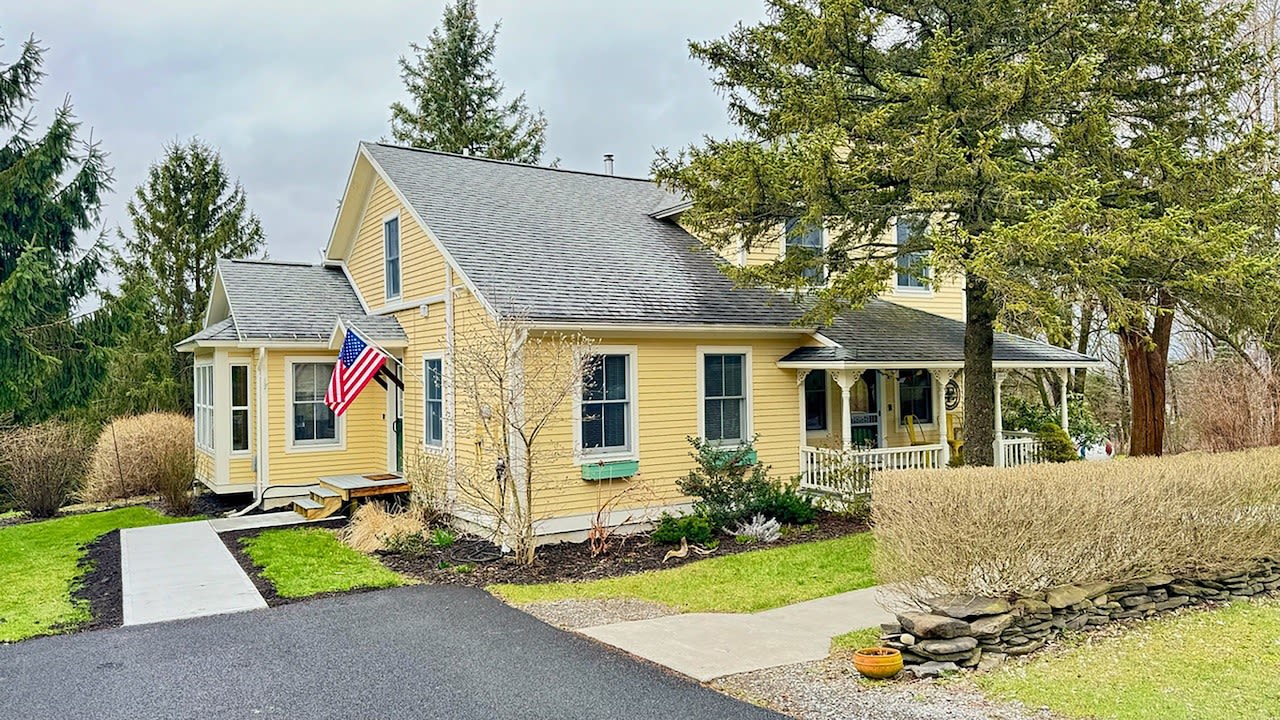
(968, 612, 1014, 638)
(915, 636, 978, 656)
(905, 661, 958, 679)
(1013, 597, 1052, 615)
(1045, 585, 1088, 609)
(928, 595, 1012, 619)
(898, 612, 971, 640)
(1139, 573, 1175, 588)
(899, 633, 916, 646)
(976, 652, 1007, 672)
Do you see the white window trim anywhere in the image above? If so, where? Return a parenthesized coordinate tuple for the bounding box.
(229, 362, 252, 456)
(383, 210, 402, 302)
(284, 356, 346, 453)
(893, 216, 934, 296)
(422, 352, 446, 453)
(779, 218, 829, 287)
(696, 346, 754, 448)
(896, 369, 938, 428)
(572, 345, 640, 465)
(194, 362, 214, 453)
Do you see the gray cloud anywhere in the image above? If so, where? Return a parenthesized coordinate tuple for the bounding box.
(7, 1, 763, 264)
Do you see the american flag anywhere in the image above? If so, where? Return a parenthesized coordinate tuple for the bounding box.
(325, 329, 386, 416)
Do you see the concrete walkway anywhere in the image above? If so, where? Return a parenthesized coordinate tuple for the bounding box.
(578, 586, 911, 681)
(120, 521, 267, 626)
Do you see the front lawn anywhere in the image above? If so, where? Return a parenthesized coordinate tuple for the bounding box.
(240, 528, 408, 598)
(491, 532, 876, 613)
(0, 507, 189, 643)
(979, 600, 1280, 720)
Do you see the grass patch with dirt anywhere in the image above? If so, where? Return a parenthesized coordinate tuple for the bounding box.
(0, 506, 190, 642)
(491, 532, 876, 613)
(240, 528, 408, 598)
(830, 626, 883, 654)
(978, 600, 1280, 720)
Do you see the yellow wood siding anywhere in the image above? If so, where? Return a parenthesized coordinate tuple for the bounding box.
(196, 449, 215, 484)
(262, 350, 388, 487)
(347, 177, 447, 310)
(884, 274, 965, 321)
(530, 334, 809, 519)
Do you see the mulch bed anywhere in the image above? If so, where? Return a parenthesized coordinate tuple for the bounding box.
(69, 529, 124, 634)
(218, 519, 364, 607)
(378, 511, 869, 588)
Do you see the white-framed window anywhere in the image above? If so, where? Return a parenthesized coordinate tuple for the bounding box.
(384, 214, 401, 300)
(423, 355, 445, 449)
(194, 363, 214, 452)
(784, 217, 824, 283)
(895, 216, 931, 290)
(230, 364, 250, 453)
(699, 347, 752, 445)
(577, 347, 638, 461)
(290, 361, 339, 447)
(898, 369, 934, 425)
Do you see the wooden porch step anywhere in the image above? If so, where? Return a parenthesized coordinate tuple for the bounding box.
(317, 473, 412, 501)
(292, 486, 346, 521)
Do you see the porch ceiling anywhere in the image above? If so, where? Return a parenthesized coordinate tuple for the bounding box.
(779, 299, 1098, 369)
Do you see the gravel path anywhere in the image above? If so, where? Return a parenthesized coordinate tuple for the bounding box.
(713, 655, 1061, 720)
(520, 598, 678, 629)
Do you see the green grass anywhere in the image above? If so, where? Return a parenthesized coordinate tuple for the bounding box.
(0, 507, 190, 643)
(831, 626, 883, 653)
(240, 528, 408, 598)
(979, 600, 1280, 720)
(491, 532, 876, 613)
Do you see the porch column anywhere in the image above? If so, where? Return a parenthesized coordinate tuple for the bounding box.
(1058, 370, 1070, 434)
(993, 371, 1007, 468)
(934, 369, 950, 467)
(831, 369, 861, 450)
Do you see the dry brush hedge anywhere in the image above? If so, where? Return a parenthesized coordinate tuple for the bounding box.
(82, 413, 194, 503)
(873, 448, 1280, 599)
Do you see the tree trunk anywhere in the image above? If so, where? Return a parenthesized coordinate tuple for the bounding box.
(1119, 292, 1175, 456)
(963, 276, 998, 466)
(1071, 301, 1095, 396)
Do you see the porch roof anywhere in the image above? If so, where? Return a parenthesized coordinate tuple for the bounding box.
(783, 299, 1097, 368)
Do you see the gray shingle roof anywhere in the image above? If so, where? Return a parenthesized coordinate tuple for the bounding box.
(784, 299, 1095, 365)
(179, 316, 238, 345)
(362, 142, 800, 326)
(210, 259, 406, 343)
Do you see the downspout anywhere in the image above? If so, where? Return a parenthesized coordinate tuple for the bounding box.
(229, 346, 269, 516)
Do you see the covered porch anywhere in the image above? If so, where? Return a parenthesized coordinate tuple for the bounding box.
(777, 301, 1099, 490)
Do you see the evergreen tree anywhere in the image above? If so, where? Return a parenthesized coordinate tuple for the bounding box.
(389, 0, 547, 162)
(108, 139, 265, 414)
(0, 34, 112, 423)
(654, 0, 1099, 465)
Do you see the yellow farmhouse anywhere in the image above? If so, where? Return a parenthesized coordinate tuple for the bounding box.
(178, 142, 1096, 540)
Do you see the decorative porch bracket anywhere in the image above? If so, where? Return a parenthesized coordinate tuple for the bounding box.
(829, 369, 864, 450)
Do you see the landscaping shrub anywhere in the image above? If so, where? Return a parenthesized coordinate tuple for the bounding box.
(1034, 424, 1078, 463)
(153, 441, 195, 515)
(0, 422, 88, 517)
(677, 436, 775, 529)
(650, 513, 713, 545)
(747, 482, 817, 525)
(873, 448, 1280, 599)
(342, 501, 426, 553)
(82, 413, 194, 502)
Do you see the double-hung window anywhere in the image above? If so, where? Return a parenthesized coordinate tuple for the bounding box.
(895, 216, 930, 289)
(292, 362, 338, 445)
(424, 357, 444, 448)
(784, 217, 824, 283)
(231, 365, 250, 452)
(384, 215, 401, 299)
(580, 352, 632, 456)
(194, 364, 213, 452)
(702, 352, 749, 445)
(898, 370, 934, 425)
(804, 370, 828, 431)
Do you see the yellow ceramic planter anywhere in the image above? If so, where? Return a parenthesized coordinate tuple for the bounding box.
(853, 647, 903, 679)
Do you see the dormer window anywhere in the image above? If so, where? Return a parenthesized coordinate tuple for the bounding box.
(384, 214, 401, 300)
(895, 216, 930, 290)
(784, 217, 823, 283)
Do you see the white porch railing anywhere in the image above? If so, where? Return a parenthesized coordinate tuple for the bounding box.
(800, 444, 944, 494)
(998, 431, 1043, 468)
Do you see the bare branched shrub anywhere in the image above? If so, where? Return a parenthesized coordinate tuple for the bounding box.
(0, 422, 88, 517)
(342, 501, 427, 553)
(874, 448, 1280, 599)
(405, 447, 451, 525)
(453, 307, 594, 565)
(1169, 357, 1278, 452)
(82, 413, 194, 502)
(154, 443, 195, 515)
(587, 477, 657, 558)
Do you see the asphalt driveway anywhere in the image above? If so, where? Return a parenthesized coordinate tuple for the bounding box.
(0, 585, 783, 720)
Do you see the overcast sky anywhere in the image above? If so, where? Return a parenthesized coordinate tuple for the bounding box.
(8, 1, 764, 264)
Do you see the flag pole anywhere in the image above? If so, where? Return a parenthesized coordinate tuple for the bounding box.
(342, 321, 425, 385)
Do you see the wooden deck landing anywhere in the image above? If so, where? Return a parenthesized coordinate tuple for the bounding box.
(291, 473, 411, 520)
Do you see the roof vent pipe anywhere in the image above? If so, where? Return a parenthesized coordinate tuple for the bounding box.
(603, 153, 614, 175)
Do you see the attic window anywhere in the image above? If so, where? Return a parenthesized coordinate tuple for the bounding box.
(384, 215, 401, 299)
